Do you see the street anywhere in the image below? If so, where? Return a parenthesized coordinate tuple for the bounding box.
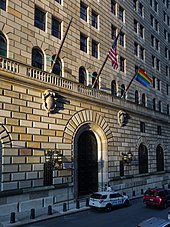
(21, 198, 169, 227)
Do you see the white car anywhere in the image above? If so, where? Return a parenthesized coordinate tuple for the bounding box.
(89, 191, 130, 212)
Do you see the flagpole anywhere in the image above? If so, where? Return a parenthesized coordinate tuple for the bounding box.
(92, 25, 123, 89)
(121, 65, 141, 98)
(50, 17, 73, 73)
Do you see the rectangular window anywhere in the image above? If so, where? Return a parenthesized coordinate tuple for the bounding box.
(111, 25, 117, 39)
(139, 24, 144, 38)
(157, 126, 161, 135)
(120, 56, 125, 72)
(166, 66, 169, 76)
(164, 29, 167, 40)
(92, 40, 98, 58)
(154, 0, 158, 12)
(111, 0, 116, 14)
(151, 15, 154, 27)
(92, 10, 98, 29)
(155, 19, 159, 31)
(167, 84, 169, 95)
(52, 17, 61, 39)
(80, 33, 87, 53)
(0, 0, 6, 10)
(119, 32, 124, 47)
(133, 0, 137, 10)
(151, 35, 154, 47)
(134, 19, 138, 33)
(155, 39, 159, 51)
(139, 2, 144, 17)
(80, 2, 87, 21)
(152, 55, 155, 67)
(152, 76, 155, 88)
(34, 6, 45, 31)
(140, 46, 144, 60)
(119, 6, 124, 22)
(140, 122, 145, 133)
(156, 59, 160, 71)
(134, 42, 138, 56)
(157, 78, 160, 90)
(165, 47, 168, 58)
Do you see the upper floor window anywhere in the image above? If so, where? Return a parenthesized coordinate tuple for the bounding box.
(156, 59, 160, 71)
(118, 6, 124, 22)
(133, 0, 137, 10)
(158, 100, 162, 112)
(111, 80, 117, 96)
(154, 0, 158, 12)
(119, 32, 125, 47)
(55, 0, 61, 3)
(152, 76, 155, 88)
(151, 35, 154, 47)
(92, 39, 98, 58)
(135, 90, 139, 104)
(80, 33, 87, 53)
(157, 126, 161, 135)
(134, 19, 138, 33)
(140, 122, 145, 133)
(141, 93, 146, 107)
(32, 47, 44, 70)
(155, 39, 159, 51)
(153, 98, 156, 110)
(0, 33, 7, 57)
(92, 10, 98, 29)
(0, 0, 6, 10)
(139, 24, 144, 38)
(134, 42, 138, 56)
(111, 0, 116, 15)
(167, 104, 169, 115)
(157, 78, 160, 90)
(34, 6, 45, 31)
(120, 56, 125, 72)
(80, 2, 87, 21)
(140, 46, 144, 60)
(150, 15, 154, 27)
(52, 55, 62, 76)
(79, 66, 87, 85)
(139, 2, 144, 17)
(52, 17, 61, 39)
(155, 19, 159, 32)
(111, 25, 117, 39)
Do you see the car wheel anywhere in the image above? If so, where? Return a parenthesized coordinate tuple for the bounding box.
(124, 200, 130, 207)
(105, 204, 112, 212)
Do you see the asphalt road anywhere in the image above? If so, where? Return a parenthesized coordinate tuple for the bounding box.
(21, 198, 169, 227)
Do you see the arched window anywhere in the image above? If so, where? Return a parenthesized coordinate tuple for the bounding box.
(92, 72, 98, 89)
(0, 33, 7, 57)
(79, 66, 87, 85)
(135, 90, 139, 104)
(153, 98, 156, 111)
(120, 84, 125, 98)
(142, 93, 146, 107)
(111, 80, 116, 96)
(156, 145, 164, 172)
(52, 55, 62, 76)
(32, 47, 44, 70)
(138, 143, 148, 174)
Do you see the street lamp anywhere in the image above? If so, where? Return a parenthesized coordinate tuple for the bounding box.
(122, 150, 133, 164)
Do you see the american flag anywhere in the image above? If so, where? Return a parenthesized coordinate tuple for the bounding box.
(108, 41, 118, 70)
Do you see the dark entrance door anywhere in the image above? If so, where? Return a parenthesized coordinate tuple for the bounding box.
(78, 131, 98, 196)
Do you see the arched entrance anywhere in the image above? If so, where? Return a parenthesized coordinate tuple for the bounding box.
(78, 131, 98, 196)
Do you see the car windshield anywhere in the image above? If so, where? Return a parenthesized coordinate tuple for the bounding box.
(91, 194, 107, 199)
(144, 190, 159, 196)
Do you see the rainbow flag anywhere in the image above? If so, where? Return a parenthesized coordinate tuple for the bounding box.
(135, 68, 152, 87)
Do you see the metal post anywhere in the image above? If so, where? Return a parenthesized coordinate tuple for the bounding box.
(48, 205, 52, 215)
(10, 212, 15, 223)
(30, 208, 35, 219)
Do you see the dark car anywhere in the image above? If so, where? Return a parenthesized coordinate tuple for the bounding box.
(143, 188, 170, 209)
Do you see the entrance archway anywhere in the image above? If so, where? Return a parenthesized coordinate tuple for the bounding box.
(78, 131, 98, 196)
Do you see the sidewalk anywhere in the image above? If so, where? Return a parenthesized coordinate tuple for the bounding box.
(0, 199, 90, 227)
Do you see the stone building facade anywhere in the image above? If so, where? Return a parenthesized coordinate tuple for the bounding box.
(0, 0, 170, 212)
